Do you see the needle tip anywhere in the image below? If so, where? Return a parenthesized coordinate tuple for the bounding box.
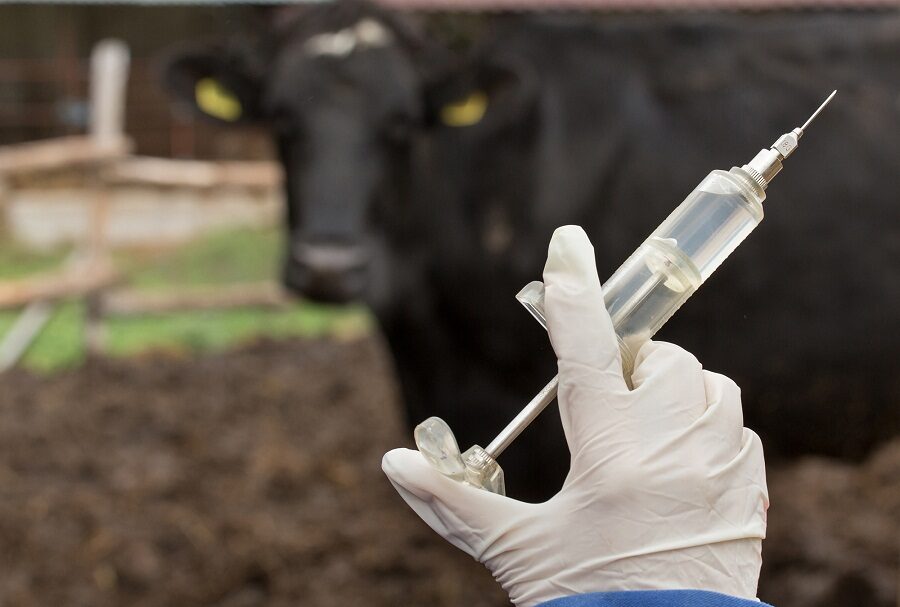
(800, 90, 837, 133)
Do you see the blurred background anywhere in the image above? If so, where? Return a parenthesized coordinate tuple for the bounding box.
(0, 2, 897, 606)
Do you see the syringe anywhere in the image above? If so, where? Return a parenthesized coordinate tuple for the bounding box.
(414, 91, 836, 496)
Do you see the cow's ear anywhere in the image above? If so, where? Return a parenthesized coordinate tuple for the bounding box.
(425, 55, 537, 133)
(163, 49, 264, 125)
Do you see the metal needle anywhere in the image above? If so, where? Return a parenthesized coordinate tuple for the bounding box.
(800, 90, 837, 134)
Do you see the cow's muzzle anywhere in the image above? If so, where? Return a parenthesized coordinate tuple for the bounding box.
(283, 240, 369, 303)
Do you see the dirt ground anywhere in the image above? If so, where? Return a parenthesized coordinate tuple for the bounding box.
(0, 337, 896, 607)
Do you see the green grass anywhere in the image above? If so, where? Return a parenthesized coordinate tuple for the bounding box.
(124, 228, 282, 289)
(0, 227, 372, 373)
(0, 301, 86, 372)
(0, 241, 71, 281)
(104, 303, 371, 358)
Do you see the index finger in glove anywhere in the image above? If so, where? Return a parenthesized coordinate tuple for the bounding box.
(543, 226, 627, 388)
(543, 227, 629, 439)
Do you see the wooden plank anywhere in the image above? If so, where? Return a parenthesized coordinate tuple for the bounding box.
(0, 301, 54, 372)
(0, 259, 119, 309)
(0, 136, 132, 176)
(101, 281, 294, 316)
(102, 157, 283, 189)
(377, 0, 900, 8)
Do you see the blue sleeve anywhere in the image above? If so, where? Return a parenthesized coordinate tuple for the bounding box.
(538, 590, 773, 607)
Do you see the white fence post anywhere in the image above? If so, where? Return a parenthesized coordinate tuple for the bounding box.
(89, 39, 130, 146)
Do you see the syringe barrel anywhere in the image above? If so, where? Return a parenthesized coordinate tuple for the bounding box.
(603, 168, 766, 373)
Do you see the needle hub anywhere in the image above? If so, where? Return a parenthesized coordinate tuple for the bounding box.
(742, 90, 836, 190)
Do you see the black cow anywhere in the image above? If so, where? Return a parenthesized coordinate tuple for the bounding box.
(166, 4, 900, 501)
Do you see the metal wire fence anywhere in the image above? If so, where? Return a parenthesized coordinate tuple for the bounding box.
(0, 56, 270, 159)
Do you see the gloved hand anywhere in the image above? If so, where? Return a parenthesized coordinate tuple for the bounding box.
(382, 225, 769, 607)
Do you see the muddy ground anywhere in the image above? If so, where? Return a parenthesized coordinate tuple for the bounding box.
(0, 337, 896, 607)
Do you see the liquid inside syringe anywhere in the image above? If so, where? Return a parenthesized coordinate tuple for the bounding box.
(415, 91, 837, 496)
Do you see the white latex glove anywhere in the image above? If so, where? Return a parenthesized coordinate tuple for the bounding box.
(382, 225, 769, 607)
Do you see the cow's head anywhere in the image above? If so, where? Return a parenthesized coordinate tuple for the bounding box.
(164, 3, 537, 304)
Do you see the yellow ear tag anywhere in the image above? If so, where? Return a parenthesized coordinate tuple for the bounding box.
(440, 90, 488, 127)
(195, 77, 243, 122)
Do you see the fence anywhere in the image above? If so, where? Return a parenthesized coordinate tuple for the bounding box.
(0, 58, 269, 160)
(0, 40, 287, 371)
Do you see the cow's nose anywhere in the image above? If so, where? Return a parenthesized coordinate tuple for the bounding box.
(283, 241, 369, 303)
